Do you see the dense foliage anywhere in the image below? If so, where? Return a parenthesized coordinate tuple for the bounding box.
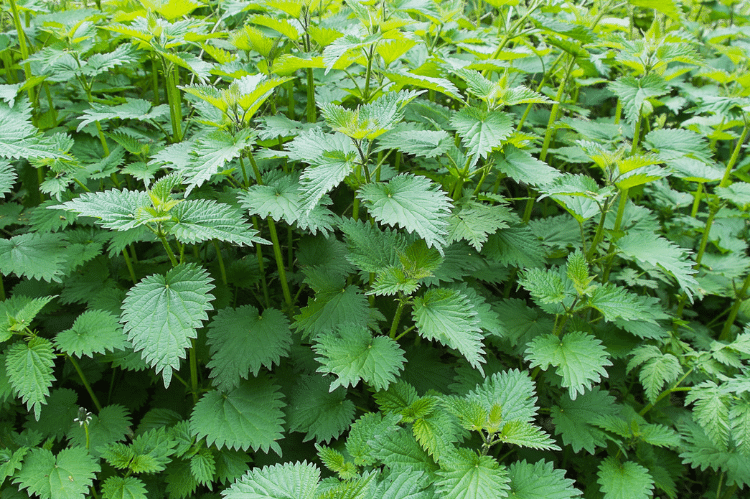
(1, 0, 750, 498)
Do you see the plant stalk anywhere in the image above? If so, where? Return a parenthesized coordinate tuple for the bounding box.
(68, 355, 102, 412)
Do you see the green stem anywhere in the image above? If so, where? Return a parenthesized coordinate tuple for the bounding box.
(522, 56, 576, 222)
(151, 54, 160, 106)
(691, 183, 703, 218)
(0, 275, 5, 301)
(163, 61, 183, 142)
(601, 188, 629, 281)
(189, 338, 199, 405)
(9, 0, 35, 106)
(306, 68, 316, 123)
(252, 217, 271, 308)
(631, 114, 642, 155)
(122, 249, 137, 285)
(389, 297, 408, 339)
(68, 355, 102, 412)
(363, 46, 374, 103)
(587, 200, 612, 260)
(158, 231, 179, 267)
(212, 239, 227, 286)
(481, 0, 541, 77)
(267, 218, 293, 308)
(719, 271, 750, 341)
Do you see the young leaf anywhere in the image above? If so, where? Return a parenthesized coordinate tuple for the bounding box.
(190, 376, 285, 455)
(314, 324, 406, 392)
(358, 173, 453, 252)
(608, 74, 669, 125)
(435, 448, 510, 499)
(525, 332, 612, 400)
(375, 125, 453, 159)
(121, 263, 215, 387)
(597, 457, 654, 499)
(14, 447, 100, 499)
(451, 107, 513, 159)
(412, 288, 485, 372)
(6, 337, 56, 421)
(627, 345, 682, 404)
(54, 310, 129, 358)
(507, 460, 582, 499)
(206, 305, 292, 392)
(167, 199, 266, 246)
(223, 461, 320, 499)
(685, 381, 731, 450)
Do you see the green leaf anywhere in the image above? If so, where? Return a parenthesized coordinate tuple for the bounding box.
(0, 447, 27, 486)
(0, 160, 16, 198)
(597, 457, 654, 499)
(1, 295, 56, 340)
(298, 149, 357, 213)
(507, 460, 582, 499)
(608, 74, 669, 125)
(413, 288, 485, 372)
(52, 189, 151, 231)
(339, 218, 407, 273)
(716, 183, 750, 209)
(384, 70, 463, 101)
(346, 412, 401, 467)
(468, 369, 539, 423)
(644, 128, 714, 164)
(370, 426, 438, 474)
(358, 173, 452, 252)
(588, 283, 661, 323)
(101, 476, 148, 499)
(239, 172, 336, 235)
(320, 90, 421, 140)
(517, 267, 568, 307)
(0, 99, 70, 160)
(316, 444, 358, 480)
(190, 447, 215, 486)
(167, 199, 265, 246)
(526, 332, 612, 400)
(206, 305, 291, 392)
(495, 145, 561, 187)
(375, 124, 453, 159)
(223, 461, 320, 499)
(435, 448, 510, 499)
(679, 419, 750, 488)
(76, 99, 169, 132)
(451, 107, 513, 159)
(314, 324, 406, 391)
(685, 381, 732, 450)
(498, 420, 560, 450)
(730, 400, 750, 455)
(627, 345, 682, 404)
(551, 388, 618, 454)
(178, 129, 255, 194)
(484, 225, 546, 269)
(190, 376, 285, 454)
(294, 283, 371, 340)
(287, 375, 356, 444)
(121, 263, 215, 387)
(0, 233, 68, 282)
(102, 427, 178, 474)
(6, 337, 56, 421)
(617, 232, 698, 301)
(447, 199, 513, 251)
(54, 310, 129, 358)
(14, 447, 100, 499)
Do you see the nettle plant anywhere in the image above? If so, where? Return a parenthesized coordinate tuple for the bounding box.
(1, 0, 750, 498)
